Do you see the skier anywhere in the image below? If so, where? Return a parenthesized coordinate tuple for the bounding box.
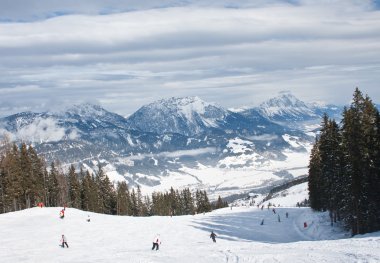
(210, 231, 217, 243)
(59, 209, 65, 219)
(61, 234, 69, 248)
(260, 219, 264, 225)
(87, 215, 91, 222)
(272, 208, 276, 214)
(286, 212, 289, 218)
(152, 234, 161, 250)
(278, 214, 281, 222)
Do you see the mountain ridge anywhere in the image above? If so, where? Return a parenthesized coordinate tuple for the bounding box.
(0, 93, 345, 196)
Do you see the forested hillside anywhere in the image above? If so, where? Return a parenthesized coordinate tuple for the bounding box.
(309, 88, 380, 235)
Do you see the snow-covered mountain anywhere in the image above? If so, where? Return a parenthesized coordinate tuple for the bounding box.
(126, 97, 228, 136)
(0, 96, 315, 196)
(253, 91, 343, 128)
(125, 96, 299, 138)
(258, 91, 318, 122)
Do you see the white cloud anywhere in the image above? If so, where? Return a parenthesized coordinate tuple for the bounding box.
(0, 1, 379, 116)
(16, 117, 78, 143)
(247, 134, 279, 141)
(125, 147, 217, 160)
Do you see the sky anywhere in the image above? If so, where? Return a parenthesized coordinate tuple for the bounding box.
(0, 0, 380, 117)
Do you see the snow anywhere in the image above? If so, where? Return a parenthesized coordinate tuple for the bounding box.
(262, 182, 309, 207)
(1, 182, 379, 262)
(105, 144, 312, 200)
(1, 205, 379, 263)
(282, 134, 302, 148)
(226, 137, 254, 154)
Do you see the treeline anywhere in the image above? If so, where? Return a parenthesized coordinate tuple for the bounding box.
(308, 88, 380, 235)
(0, 141, 228, 215)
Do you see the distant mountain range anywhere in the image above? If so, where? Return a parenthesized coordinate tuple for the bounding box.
(251, 91, 343, 128)
(0, 92, 360, 197)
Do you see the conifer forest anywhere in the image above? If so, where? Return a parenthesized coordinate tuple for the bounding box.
(308, 88, 380, 235)
(0, 142, 227, 216)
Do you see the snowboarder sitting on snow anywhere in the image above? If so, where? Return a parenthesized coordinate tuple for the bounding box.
(59, 209, 65, 219)
(152, 234, 161, 250)
(210, 231, 217, 242)
(61, 234, 69, 248)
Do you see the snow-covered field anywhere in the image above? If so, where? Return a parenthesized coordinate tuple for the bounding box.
(117, 144, 313, 200)
(1, 205, 379, 263)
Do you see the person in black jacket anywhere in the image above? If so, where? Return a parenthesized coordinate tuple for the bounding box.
(210, 231, 217, 243)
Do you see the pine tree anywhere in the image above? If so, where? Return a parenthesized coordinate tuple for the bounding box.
(130, 188, 138, 216)
(80, 170, 91, 211)
(136, 185, 145, 216)
(341, 88, 368, 234)
(182, 188, 195, 215)
(360, 96, 380, 232)
(308, 137, 323, 210)
(19, 143, 33, 209)
(214, 195, 227, 209)
(89, 173, 99, 212)
(47, 162, 60, 207)
(95, 164, 115, 214)
(7, 144, 23, 211)
(318, 116, 345, 223)
(68, 165, 81, 209)
(169, 187, 179, 216)
(28, 146, 46, 207)
(116, 181, 131, 215)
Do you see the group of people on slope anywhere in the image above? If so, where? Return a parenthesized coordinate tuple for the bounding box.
(57, 206, 217, 251)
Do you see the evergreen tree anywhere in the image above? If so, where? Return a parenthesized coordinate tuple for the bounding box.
(80, 170, 91, 211)
(19, 143, 33, 208)
(95, 164, 115, 214)
(48, 162, 60, 207)
(68, 165, 81, 209)
(341, 88, 368, 234)
(214, 195, 228, 209)
(182, 188, 195, 215)
(308, 138, 323, 210)
(116, 181, 131, 215)
(28, 146, 46, 207)
(136, 185, 145, 216)
(7, 144, 23, 211)
(309, 88, 380, 235)
(130, 188, 138, 216)
(89, 173, 99, 212)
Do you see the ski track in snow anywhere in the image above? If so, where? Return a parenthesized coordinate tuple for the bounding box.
(0, 207, 379, 263)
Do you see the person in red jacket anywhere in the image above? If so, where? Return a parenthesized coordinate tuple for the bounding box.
(59, 209, 65, 219)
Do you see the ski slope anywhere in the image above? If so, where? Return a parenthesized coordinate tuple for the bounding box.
(0, 206, 379, 263)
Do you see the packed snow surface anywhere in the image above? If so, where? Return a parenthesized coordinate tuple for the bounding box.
(0, 206, 379, 263)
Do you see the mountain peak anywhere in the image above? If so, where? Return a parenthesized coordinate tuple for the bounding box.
(126, 96, 227, 136)
(258, 92, 317, 121)
(61, 103, 108, 118)
(261, 92, 308, 109)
